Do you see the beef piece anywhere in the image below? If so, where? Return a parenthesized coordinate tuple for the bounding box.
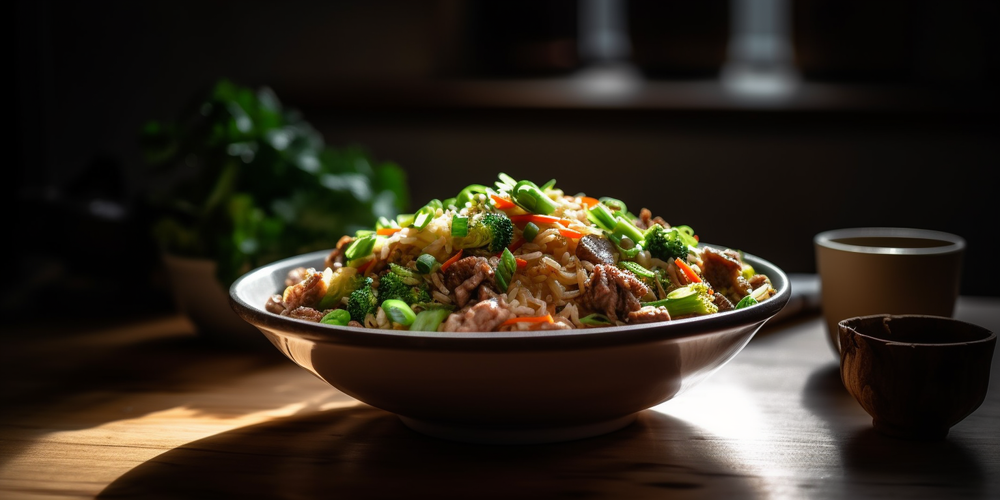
(747, 274, 773, 297)
(285, 267, 310, 287)
(325, 235, 356, 270)
(576, 234, 617, 266)
(700, 247, 752, 301)
(579, 264, 649, 322)
(442, 297, 514, 332)
(281, 268, 326, 310)
(628, 305, 671, 324)
(265, 294, 286, 314)
(444, 256, 495, 308)
(713, 292, 735, 312)
(634, 208, 670, 231)
(285, 306, 325, 322)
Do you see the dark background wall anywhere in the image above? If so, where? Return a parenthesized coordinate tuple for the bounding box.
(11, 0, 999, 323)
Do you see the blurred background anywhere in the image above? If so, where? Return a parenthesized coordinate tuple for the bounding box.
(11, 0, 999, 327)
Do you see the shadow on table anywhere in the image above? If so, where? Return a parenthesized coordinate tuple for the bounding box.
(0, 317, 292, 469)
(98, 407, 764, 500)
(801, 362, 990, 498)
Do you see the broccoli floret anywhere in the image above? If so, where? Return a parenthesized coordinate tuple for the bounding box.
(644, 226, 693, 262)
(453, 211, 514, 253)
(377, 270, 433, 306)
(642, 283, 718, 318)
(347, 277, 377, 322)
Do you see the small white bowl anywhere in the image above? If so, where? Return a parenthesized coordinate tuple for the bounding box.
(230, 246, 790, 444)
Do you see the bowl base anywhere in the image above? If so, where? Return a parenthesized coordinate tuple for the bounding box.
(872, 418, 949, 441)
(398, 414, 637, 445)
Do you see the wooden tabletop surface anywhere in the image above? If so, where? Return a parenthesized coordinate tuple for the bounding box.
(2, 296, 998, 500)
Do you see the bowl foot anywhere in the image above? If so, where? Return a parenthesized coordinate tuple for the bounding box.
(872, 418, 949, 441)
(398, 414, 637, 445)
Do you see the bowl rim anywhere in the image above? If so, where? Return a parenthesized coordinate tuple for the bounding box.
(814, 227, 966, 256)
(230, 244, 791, 350)
(838, 314, 997, 348)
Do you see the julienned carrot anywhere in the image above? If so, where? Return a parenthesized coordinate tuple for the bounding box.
(558, 228, 583, 239)
(376, 227, 403, 236)
(356, 259, 375, 274)
(579, 196, 600, 208)
(490, 194, 516, 209)
(515, 258, 528, 268)
(441, 249, 464, 272)
(674, 257, 702, 283)
(509, 214, 572, 227)
(500, 314, 553, 327)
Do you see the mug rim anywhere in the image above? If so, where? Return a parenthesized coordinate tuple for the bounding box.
(814, 227, 965, 256)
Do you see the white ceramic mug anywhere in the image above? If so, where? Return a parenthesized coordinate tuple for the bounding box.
(814, 228, 965, 355)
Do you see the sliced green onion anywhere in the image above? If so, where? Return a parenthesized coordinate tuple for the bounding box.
(735, 295, 758, 310)
(415, 253, 438, 274)
(613, 217, 645, 245)
(412, 199, 441, 230)
(586, 203, 617, 231)
(381, 299, 416, 326)
(497, 173, 518, 190)
(320, 309, 351, 326)
(410, 308, 451, 332)
(344, 234, 376, 260)
(451, 215, 469, 237)
(599, 197, 628, 215)
(495, 247, 517, 292)
(579, 313, 612, 326)
(522, 222, 540, 243)
(513, 181, 557, 215)
(540, 179, 556, 191)
(396, 213, 415, 228)
(456, 184, 489, 207)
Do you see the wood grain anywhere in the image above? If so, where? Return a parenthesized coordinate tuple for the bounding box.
(2, 298, 997, 499)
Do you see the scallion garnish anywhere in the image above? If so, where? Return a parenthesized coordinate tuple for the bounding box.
(451, 215, 469, 237)
(415, 253, 438, 274)
(495, 247, 517, 292)
(522, 222, 540, 243)
(344, 233, 376, 260)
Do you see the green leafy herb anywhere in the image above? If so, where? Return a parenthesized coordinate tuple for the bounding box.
(141, 78, 409, 286)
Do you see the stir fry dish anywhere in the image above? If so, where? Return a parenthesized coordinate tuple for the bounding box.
(265, 174, 776, 332)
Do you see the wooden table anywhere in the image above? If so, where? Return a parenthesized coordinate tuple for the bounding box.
(2, 297, 998, 499)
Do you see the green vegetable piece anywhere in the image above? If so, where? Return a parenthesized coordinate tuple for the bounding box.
(410, 308, 451, 332)
(416, 253, 438, 274)
(579, 313, 612, 326)
(522, 222, 540, 243)
(599, 197, 628, 215)
(453, 212, 514, 253)
(347, 277, 377, 322)
(320, 309, 351, 326)
(389, 262, 421, 285)
(377, 270, 433, 306)
(495, 247, 517, 292)
(513, 181, 557, 215)
(540, 179, 557, 191)
(396, 213, 415, 228)
(456, 184, 489, 207)
(317, 267, 361, 309)
(735, 295, 758, 310)
(382, 299, 416, 326)
(344, 234, 376, 260)
(451, 215, 469, 237)
(619, 260, 655, 280)
(612, 216, 645, 246)
(642, 283, 719, 318)
(643, 226, 692, 262)
(586, 203, 617, 231)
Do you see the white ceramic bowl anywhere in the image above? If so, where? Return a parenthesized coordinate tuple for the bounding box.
(230, 246, 790, 444)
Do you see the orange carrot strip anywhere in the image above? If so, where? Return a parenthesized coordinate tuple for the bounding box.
(490, 194, 516, 209)
(515, 258, 528, 269)
(500, 314, 554, 327)
(509, 214, 572, 227)
(558, 228, 583, 239)
(376, 227, 403, 236)
(441, 249, 464, 272)
(579, 196, 600, 208)
(674, 257, 702, 283)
